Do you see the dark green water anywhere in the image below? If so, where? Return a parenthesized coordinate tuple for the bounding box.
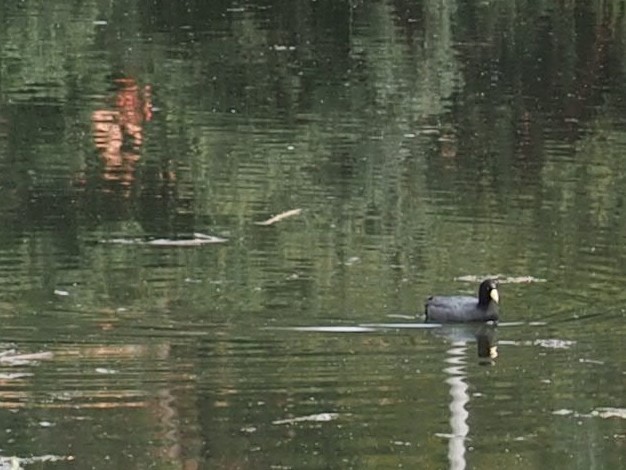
(0, 1, 624, 468)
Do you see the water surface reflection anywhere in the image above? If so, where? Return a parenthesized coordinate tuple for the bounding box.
(437, 325, 498, 470)
(0, 0, 625, 468)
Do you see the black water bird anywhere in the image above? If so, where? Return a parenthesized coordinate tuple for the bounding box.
(425, 279, 500, 323)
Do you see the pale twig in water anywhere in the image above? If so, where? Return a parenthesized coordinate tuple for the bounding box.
(0, 351, 54, 365)
(101, 233, 227, 246)
(455, 274, 547, 284)
(272, 412, 339, 425)
(254, 208, 302, 226)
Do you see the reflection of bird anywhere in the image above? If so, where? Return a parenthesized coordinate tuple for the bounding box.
(425, 279, 499, 323)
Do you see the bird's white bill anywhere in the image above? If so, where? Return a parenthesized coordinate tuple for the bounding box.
(490, 288, 499, 303)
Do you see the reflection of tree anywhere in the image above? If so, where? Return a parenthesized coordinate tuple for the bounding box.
(91, 77, 152, 191)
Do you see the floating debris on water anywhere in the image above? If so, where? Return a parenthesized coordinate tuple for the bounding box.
(455, 275, 547, 284)
(0, 351, 54, 365)
(534, 339, 576, 349)
(592, 407, 626, 419)
(553, 407, 626, 420)
(101, 233, 227, 246)
(255, 208, 302, 226)
(579, 358, 604, 365)
(273, 412, 339, 425)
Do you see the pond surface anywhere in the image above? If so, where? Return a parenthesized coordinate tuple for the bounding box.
(0, 1, 625, 468)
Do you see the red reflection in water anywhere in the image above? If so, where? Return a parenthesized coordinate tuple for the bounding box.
(91, 77, 152, 188)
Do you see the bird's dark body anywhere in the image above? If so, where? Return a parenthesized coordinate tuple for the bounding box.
(424, 279, 500, 323)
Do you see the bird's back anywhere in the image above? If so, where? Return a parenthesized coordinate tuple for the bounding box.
(425, 295, 496, 323)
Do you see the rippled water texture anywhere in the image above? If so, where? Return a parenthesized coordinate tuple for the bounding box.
(0, 1, 625, 468)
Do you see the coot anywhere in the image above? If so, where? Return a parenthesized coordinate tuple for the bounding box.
(425, 279, 500, 323)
